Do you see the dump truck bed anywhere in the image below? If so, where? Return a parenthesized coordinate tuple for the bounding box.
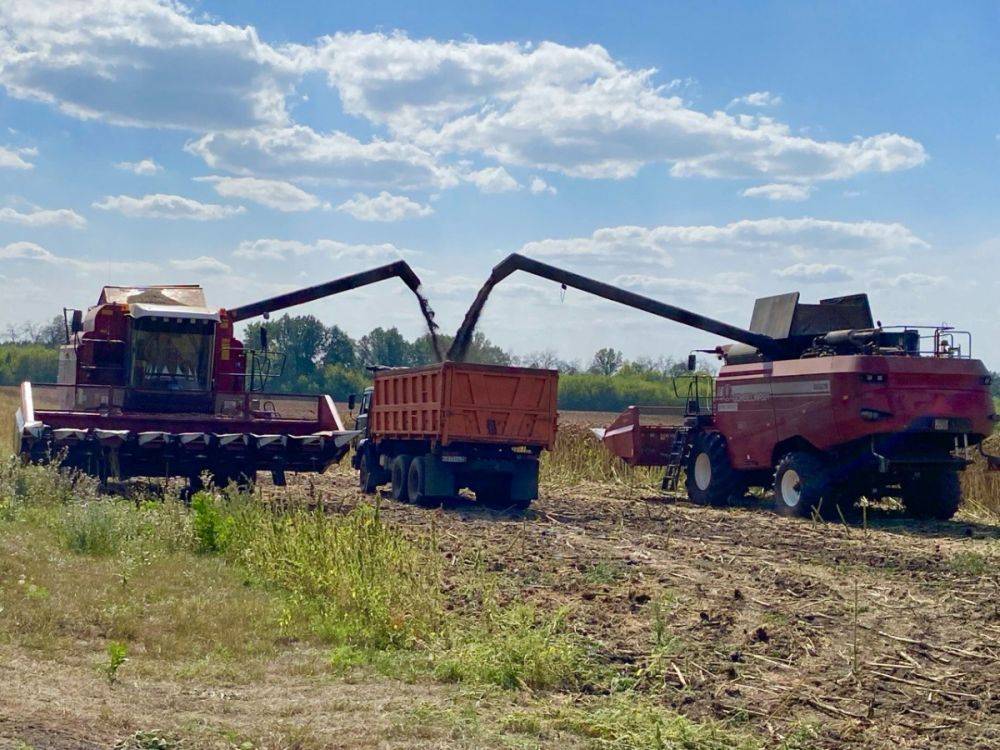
(370, 362, 558, 448)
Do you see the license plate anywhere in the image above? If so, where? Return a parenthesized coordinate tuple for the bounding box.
(934, 418, 949, 431)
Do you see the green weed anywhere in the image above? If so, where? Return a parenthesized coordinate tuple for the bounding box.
(949, 551, 988, 576)
(191, 491, 228, 553)
(583, 558, 630, 585)
(552, 693, 759, 750)
(217, 497, 444, 650)
(432, 604, 591, 690)
(59, 499, 193, 557)
(101, 640, 128, 684)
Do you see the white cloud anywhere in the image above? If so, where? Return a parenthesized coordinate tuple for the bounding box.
(464, 166, 520, 193)
(0, 0, 300, 130)
(614, 273, 750, 297)
(115, 158, 162, 175)
(185, 126, 457, 189)
(232, 238, 407, 263)
(0, 13, 926, 191)
(727, 91, 782, 109)
(0, 205, 86, 228)
(519, 218, 927, 268)
(170, 256, 232, 274)
(0, 241, 157, 273)
(529, 176, 556, 195)
(93, 193, 246, 220)
(0, 241, 55, 261)
(741, 183, 812, 201)
(308, 32, 926, 184)
(0, 145, 37, 170)
(196, 176, 328, 212)
(336, 191, 433, 222)
(774, 262, 852, 283)
(873, 272, 945, 290)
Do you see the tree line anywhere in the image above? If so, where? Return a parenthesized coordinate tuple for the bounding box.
(3, 313, 997, 413)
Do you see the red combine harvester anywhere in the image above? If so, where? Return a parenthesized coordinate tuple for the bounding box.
(15, 262, 439, 490)
(349, 361, 558, 509)
(451, 254, 998, 520)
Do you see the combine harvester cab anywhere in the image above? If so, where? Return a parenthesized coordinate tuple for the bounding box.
(16, 262, 442, 490)
(451, 255, 999, 520)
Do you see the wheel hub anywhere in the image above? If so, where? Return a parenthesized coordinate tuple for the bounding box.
(780, 469, 802, 507)
(694, 452, 712, 491)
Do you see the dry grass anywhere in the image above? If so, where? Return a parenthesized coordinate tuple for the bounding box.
(962, 433, 1000, 519)
(0, 385, 17, 457)
(542, 423, 661, 491)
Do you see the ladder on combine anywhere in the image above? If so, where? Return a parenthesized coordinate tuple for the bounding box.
(661, 378, 714, 491)
(661, 417, 697, 491)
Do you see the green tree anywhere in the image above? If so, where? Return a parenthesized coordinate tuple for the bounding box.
(0, 344, 59, 385)
(410, 332, 446, 365)
(357, 327, 413, 367)
(413, 331, 511, 366)
(322, 325, 357, 368)
(244, 315, 330, 385)
(589, 347, 624, 376)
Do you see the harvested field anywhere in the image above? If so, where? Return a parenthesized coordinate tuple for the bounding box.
(557, 410, 620, 427)
(1, 398, 998, 749)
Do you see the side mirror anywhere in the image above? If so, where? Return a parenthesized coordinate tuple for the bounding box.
(260, 326, 268, 351)
(70, 309, 83, 334)
(687, 353, 697, 372)
(347, 394, 356, 411)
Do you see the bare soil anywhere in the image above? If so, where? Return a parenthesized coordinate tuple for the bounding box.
(304, 467, 1000, 750)
(2, 405, 998, 749)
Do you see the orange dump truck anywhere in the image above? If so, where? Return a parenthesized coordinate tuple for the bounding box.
(350, 362, 558, 509)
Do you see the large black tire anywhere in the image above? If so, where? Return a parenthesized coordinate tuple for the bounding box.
(477, 476, 523, 511)
(390, 455, 413, 502)
(685, 432, 740, 507)
(359, 452, 379, 495)
(773, 451, 849, 519)
(407, 457, 441, 508)
(900, 470, 961, 520)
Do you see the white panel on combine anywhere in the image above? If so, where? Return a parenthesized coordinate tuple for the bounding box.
(216, 433, 248, 448)
(52, 428, 88, 444)
(253, 434, 287, 449)
(137, 432, 171, 447)
(94, 430, 129, 446)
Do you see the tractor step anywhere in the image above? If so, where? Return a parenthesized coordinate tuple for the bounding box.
(661, 425, 693, 491)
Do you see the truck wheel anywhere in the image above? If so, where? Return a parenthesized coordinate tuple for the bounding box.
(478, 476, 520, 510)
(685, 432, 739, 507)
(407, 457, 440, 508)
(359, 452, 379, 495)
(390, 455, 413, 502)
(773, 452, 839, 518)
(900, 470, 961, 521)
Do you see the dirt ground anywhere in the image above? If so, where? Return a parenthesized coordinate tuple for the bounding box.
(2, 407, 999, 749)
(282, 468, 998, 750)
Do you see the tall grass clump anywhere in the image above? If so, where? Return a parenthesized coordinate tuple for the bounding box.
(1, 386, 20, 457)
(962, 434, 1000, 518)
(198, 493, 444, 649)
(60, 499, 193, 556)
(0, 454, 99, 521)
(542, 424, 660, 490)
(432, 604, 590, 690)
(551, 694, 764, 750)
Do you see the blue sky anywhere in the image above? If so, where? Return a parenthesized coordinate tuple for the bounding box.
(1, 1, 997, 366)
